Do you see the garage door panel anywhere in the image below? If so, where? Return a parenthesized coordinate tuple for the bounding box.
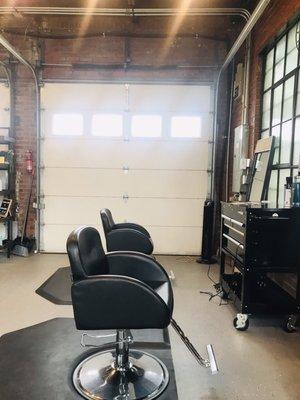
(42, 169, 206, 198)
(150, 226, 202, 255)
(42, 197, 204, 228)
(0, 84, 10, 128)
(128, 170, 207, 198)
(42, 111, 212, 141)
(41, 224, 104, 253)
(41, 83, 125, 110)
(42, 138, 209, 170)
(41, 224, 201, 255)
(130, 84, 212, 113)
(41, 169, 126, 197)
(125, 198, 204, 227)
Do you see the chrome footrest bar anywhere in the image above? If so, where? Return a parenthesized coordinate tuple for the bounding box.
(81, 331, 134, 348)
(170, 318, 218, 375)
(81, 332, 117, 347)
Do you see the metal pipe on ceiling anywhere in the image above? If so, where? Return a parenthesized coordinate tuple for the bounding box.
(1, 29, 228, 42)
(0, 7, 250, 19)
(45, 62, 219, 70)
(0, 34, 41, 252)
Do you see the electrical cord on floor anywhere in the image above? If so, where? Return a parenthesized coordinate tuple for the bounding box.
(199, 264, 225, 303)
(199, 247, 243, 306)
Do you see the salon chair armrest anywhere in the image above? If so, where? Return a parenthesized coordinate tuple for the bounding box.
(106, 228, 154, 254)
(106, 252, 173, 311)
(72, 275, 171, 330)
(106, 251, 168, 283)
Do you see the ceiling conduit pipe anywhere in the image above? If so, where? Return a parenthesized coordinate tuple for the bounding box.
(0, 34, 41, 252)
(211, 0, 272, 203)
(0, 7, 251, 18)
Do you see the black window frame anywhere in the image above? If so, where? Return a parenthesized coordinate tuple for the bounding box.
(260, 14, 300, 207)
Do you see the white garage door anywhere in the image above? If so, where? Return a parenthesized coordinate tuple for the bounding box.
(0, 82, 10, 134)
(40, 82, 213, 254)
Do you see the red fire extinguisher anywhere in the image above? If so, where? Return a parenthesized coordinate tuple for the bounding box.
(26, 150, 33, 174)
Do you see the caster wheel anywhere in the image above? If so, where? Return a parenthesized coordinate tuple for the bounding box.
(282, 315, 297, 333)
(233, 314, 249, 331)
(220, 291, 229, 300)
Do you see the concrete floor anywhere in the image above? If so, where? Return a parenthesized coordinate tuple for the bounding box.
(0, 253, 299, 400)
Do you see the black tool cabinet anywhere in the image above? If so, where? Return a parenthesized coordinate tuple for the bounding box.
(220, 202, 300, 332)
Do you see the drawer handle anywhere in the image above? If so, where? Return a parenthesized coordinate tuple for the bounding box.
(223, 234, 244, 250)
(222, 214, 245, 228)
(224, 223, 244, 236)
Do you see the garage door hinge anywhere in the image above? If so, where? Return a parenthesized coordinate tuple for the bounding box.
(207, 169, 213, 174)
(33, 202, 45, 210)
(123, 194, 129, 202)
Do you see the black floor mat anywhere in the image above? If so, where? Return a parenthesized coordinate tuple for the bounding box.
(0, 318, 178, 399)
(36, 266, 72, 305)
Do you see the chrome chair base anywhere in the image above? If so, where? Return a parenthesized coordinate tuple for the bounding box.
(73, 349, 169, 400)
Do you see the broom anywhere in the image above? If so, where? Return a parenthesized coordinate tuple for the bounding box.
(13, 170, 36, 256)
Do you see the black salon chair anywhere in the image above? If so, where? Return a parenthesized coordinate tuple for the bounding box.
(67, 226, 173, 400)
(100, 208, 154, 254)
(67, 226, 218, 399)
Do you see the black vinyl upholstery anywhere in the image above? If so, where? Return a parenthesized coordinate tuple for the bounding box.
(67, 226, 173, 330)
(100, 208, 154, 254)
(113, 222, 151, 238)
(100, 208, 115, 235)
(67, 227, 108, 281)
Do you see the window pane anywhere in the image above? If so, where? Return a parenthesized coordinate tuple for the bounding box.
(131, 115, 162, 137)
(261, 129, 270, 139)
(278, 169, 291, 207)
(268, 169, 278, 207)
(262, 90, 271, 129)
(294, 117, 300, 165)
(52, 114, 83, 135)
(286, 26, 298, 74)
(274, 36, 286, 83)
(271, 125, 281, 165)
(171, 116, 202, 138)
(92, 114, 123, 137)
(275, 35, 286, 63)
(282, 76, 295, 122)
(272, 84, 283, 126)
(280, 120, 293, 164)
(264, 49, 274, 90)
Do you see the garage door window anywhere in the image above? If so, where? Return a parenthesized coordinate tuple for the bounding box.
(171, 116, 202, 138)
(92, 114, 123, 137)
(52, 114, 83, 136)
(131, 115, 162, 137)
